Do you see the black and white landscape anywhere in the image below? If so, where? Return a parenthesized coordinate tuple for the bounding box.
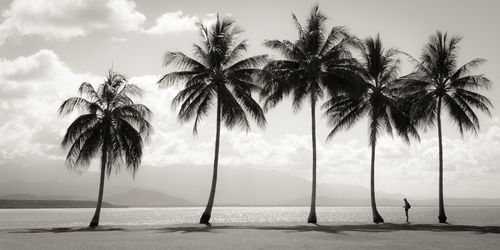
(0, 0, 499, 249)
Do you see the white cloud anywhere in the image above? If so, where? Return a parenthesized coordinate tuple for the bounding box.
(0, 49, 99, 164)
(0, 0, 145, 45)
(143, 11, 199, 35)
(0, 49, 70, 82)
(143, 11, 223, 36)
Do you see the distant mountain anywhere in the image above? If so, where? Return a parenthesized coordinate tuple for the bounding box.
(0, 193, 89, 201)
(1, 165, 498, 207)
(105, 188, 197, 207)
(0, 180, 129, 200)
(0, 199, 118, 208)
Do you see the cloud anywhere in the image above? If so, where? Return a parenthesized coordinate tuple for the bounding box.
(0, 49, 70, 82)
(143, 11, 199, 35)
(143, 11, 223, 36)
(0, 0, 145, 45)
(0, 1, 230, 44)
(0, 49, 99, 164)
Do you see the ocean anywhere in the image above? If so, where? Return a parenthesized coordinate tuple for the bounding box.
(1, 207, 499, 229)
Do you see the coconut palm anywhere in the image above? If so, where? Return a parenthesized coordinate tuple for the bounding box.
(59, 70, 152, 228)
(400, 31, 492, 223)
(158, 15, 267, 224)
(323, 35, 419, 223)
(261, 5, 359, 223)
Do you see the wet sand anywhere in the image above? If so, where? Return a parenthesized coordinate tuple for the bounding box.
(2, 223, 500, 249)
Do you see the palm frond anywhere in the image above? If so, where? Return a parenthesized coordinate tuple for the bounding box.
(326, 100, 368, 140)
(192, 91, 214, 135)
(319, 26, 350, 56)
(64, 124, 102, 169)
(453, 89, 492, 115)
(263, 40, 306, 61)
(158, 71, 202, 87)
(449, 58, 486, 81)
(163, 51, 206, 70)
(227, 55, 268, 71)
(58, 97, 101, 115)
(291, 13, 304, 39)
(62, 114, 100, 147)
(231, 82, 267, 127)
(442, 94, 477, 135)
(223, 40, 248, 66)
(449, 75, 491, 90)
(78, 82, 99, 100)
(219, 85, 251, 130)
(114, 118, 144, 176)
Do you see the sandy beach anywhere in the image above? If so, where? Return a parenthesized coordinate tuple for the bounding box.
(1, 223, 499, 250)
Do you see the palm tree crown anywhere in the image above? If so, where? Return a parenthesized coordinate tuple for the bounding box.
(159, 15, 267, 133)
(59, 70, 152, 176)
(324, 35, 418, 144)
(261, 5, 359, 110)
(402, 31, 492, 133)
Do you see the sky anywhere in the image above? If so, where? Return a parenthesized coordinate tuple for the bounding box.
(0, 0, 499, 200)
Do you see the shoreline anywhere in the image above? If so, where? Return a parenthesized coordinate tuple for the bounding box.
(3, 205, 500, 209)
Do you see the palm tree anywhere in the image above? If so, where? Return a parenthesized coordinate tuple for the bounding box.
(158, 15, 267, 224)
(261, 5, 359, 223)
(59, 70, 152, 228)
(323, 35, 419, 223)
(401, 31, 492, 223)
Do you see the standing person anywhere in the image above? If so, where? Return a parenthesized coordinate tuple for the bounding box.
(403, 198, 411, 223)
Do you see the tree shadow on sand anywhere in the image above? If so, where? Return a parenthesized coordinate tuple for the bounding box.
(9, 223, 500, 235)
(155, 223, 500, 235)
(11, 226, 127, 234)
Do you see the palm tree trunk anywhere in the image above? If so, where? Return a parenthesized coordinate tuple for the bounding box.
(437, 97, 447, 223)
(307, 97, 317, 224)
(370, 141, 384, 223)
(89, 147, 107, 228)
(200, 98, 221, 224)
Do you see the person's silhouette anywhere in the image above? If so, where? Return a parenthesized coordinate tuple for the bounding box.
(403, 198, 411, 222)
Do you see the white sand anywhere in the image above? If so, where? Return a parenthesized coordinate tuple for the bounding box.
(1, 223, 499, 249)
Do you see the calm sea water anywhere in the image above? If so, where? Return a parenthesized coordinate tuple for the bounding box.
(1, 207, 499, 229)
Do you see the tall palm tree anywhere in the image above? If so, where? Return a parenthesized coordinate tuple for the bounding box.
(158, 15, 267, 224)
(401, 31, 492, 223)
(261, 5, 359, 223)
(323, 35, 419, 223)
(59, 70, 152, 228)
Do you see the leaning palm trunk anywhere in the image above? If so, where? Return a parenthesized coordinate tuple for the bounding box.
(89, 147, 107, 228)
(370, 142, 384, 223)
(200, 99, 222, 224)
(437, 97, 447, 223)
(307, 97, 318, 224)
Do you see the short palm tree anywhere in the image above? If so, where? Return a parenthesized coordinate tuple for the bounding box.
(261, 5, 359, 223)
(401, 31, 492, 223)
(158, 15, 267, 224)
(323, 35, 419, 223)
(59, 70, 152, 228)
